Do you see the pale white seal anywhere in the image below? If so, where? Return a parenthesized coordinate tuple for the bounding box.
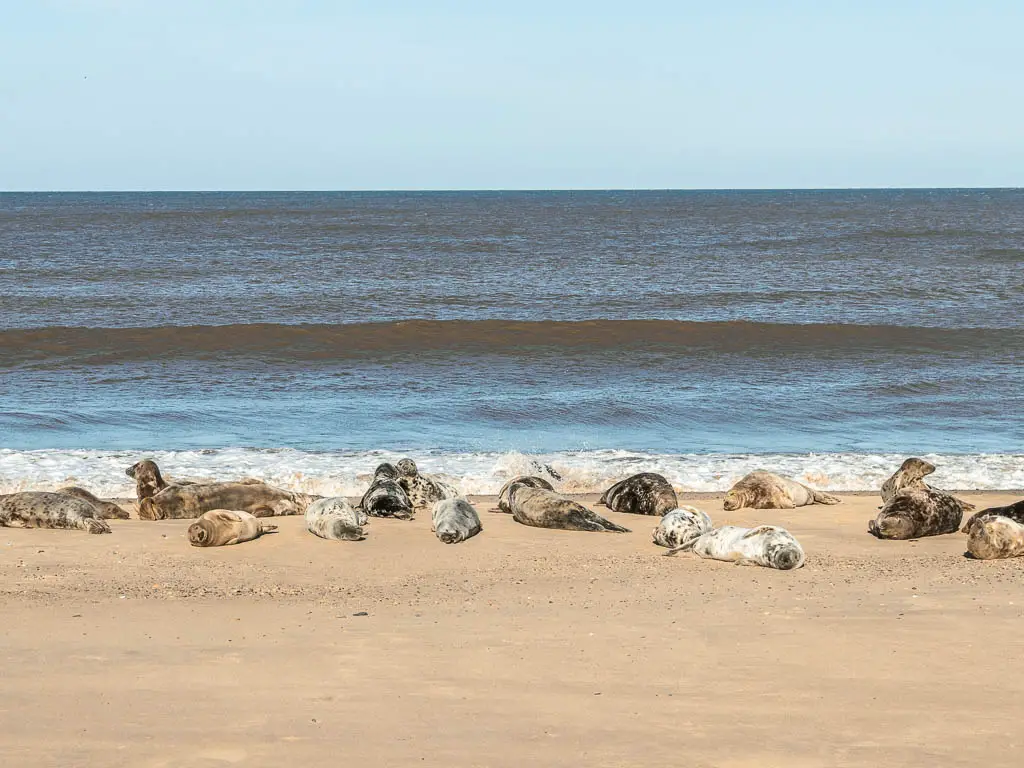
(305, 497, 367, 541)
(652, 506, 714, 548)
(668, 525, 805, 570)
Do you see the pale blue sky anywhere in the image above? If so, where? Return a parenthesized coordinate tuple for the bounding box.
(1, 1, 1020, 190)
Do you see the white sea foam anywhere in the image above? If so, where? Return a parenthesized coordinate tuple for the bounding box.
(0, 448, 1022, 498)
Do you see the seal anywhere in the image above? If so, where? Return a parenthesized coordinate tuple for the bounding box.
(961, 498, 1024, 535)
(494, 475, 554, 513)
(395, 458, 459, 509)
(187, 509, 277, 547)
(880, 458, 975, 510)
(56, 486, 131, 520)
(0, 491, 112, 534)
(126, 459, 173, 502)
(359, 463, 414, 519)
(667, 525, 805, 570)
(965, 515, 1024, 560)
(138, 482, 316, 520)
(868, 487, 965, 539)
(305, 496, 367, 541)
(598, 472, 678, 516)
(506, 483, 630, 533)
(432, 497, 483, 543)
(723, 471, 840, 510)
(652, 506, 714, 548)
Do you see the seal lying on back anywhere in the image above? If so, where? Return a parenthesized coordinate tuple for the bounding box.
(305, 497, 367, 541)
(723, 471, 840, 510)
(395, 459, 459, 509)
(880, 458, 975, 510)
(188, 510, 277, 547)
(507, 483, 630, 533)
(868, 488, 965, 539)
(667, 525, 805, 570)
(0, 492, 111, 534)
(359, 463, 414, 519)
(965, 515, 1024, 560)
(139, 482, 316, 520)
(494, 475, 554, 513)
(56, 486, 130, 520)
(432, 498, 483, 543)
(961, 498, 1024, 535)
(598, 473, 678, 516)
(652, 506, 713, 548)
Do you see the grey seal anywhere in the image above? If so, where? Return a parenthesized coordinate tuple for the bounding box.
(395, 458, 459, 509)
(598, 472, 678, 516)
(723, 471, 840, 510)
(667, 525, 805, 570)
(188, 509, 277, 547)
(56, 486, 130, 520)
(880, 458, 975, 510)
(506, 483, 630, 533)
(431, 497, 483, 543)
(961, 498, 1024, 535)
(868, 487, 966, 539)
(359, 463, 414, 519)
(965, 515, 1024, 560)
(494, 475, 554, 513)
(139, 482, 317, 520)
(305, 496, 367, 541)
(652, 506, 714, 548)
(0, 491, 112, 534)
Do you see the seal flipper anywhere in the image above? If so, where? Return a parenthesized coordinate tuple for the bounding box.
(811, 490, 842, 505)
(592, 515, 630, 533)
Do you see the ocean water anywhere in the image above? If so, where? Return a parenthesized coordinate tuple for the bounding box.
(1, 190, 1022, 493)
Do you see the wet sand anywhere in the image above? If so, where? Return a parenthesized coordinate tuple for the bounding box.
(2, 492, 1023, 767)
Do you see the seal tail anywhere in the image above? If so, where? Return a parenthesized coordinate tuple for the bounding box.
(260, 523, 279, 534)
(664, 535, 701, 557)
(812, 490, 842, 505)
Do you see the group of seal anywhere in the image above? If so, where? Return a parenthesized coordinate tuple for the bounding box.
(869, 458, 976, 540)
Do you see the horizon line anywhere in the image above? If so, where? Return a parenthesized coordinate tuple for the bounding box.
(2, 185, 1022, 194)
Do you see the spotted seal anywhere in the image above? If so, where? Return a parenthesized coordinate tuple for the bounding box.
(667, 524, 805, 570)
(359, 463, 414, 519)
(961, 498, 1024, 535)
(723, 471, 840, 510)
(598, 472, 678, 516)
(494, 475, 554, 513)
(432, 497, 483, 543)
(0, 492, 112, 534)
(965, 515, 1024, 560)
(506, 483, 630, 533)
(880, 458, 975, 510)
(56, 486, 130, 520)
(868, 487, 966, 539)
(652, 506, 714, 548)
(305, 496, 367, 541)
(188, 509, 277, 547)
(395, 458, 459, 509)
(138, 482, 316, 520)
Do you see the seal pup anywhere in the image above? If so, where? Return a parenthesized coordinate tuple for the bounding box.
(880, 458, 975, 510)
(868, 487, 965, 539)
(961, 498, 1024, 535)
(188, 509, 277, 547)
(138, 482, 316, 520)
(652, 506, 714, 549)
(359, 463, 414, 519)
(0, 492, 111, 534)
(723, 471, 840, 510)
(395, 458, 459, 509)
(305, 496, 367, 541)
(667, 525, 805, 570)
(506, 483, 630, 533)
(965, 515, 1024, 560)
(598, 472, 678, 516)
(432, 497, 483, 544)
(56, 486, 131, 520)
(494, 475, 554, 513)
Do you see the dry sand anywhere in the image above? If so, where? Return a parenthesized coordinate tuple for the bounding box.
(2, 492, 1023, 767)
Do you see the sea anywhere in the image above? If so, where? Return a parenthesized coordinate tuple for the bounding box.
(1, 190, 1022, 497)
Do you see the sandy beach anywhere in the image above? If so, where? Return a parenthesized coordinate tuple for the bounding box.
(1, 491, 1022, 767)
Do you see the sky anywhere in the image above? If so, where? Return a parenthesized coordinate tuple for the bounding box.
(1, 0, 1021, 190)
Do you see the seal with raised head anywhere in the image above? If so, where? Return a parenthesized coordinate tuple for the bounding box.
(359, 463, 414, 519)
(56, 486, 131, 520)
(432, 497, 483, 544)
(0, 492, 111, 534)
(723, 471, 840, 510)
(395, 458, 459, 509)
(598, 472, 678, 516)
(305, 496, 367, 541)
(868, 487, 966, 539)
(506, 483, 630, 533)
(494, 475, 554, 513)
(667, 525, 805, 570)
(188, 509, 277, 547)
(961, 498, 1024, 535)
(138, 482, 316, 520)
(965, 515, 1024, 560)
(652, 506, 714, 548)
(880, 458, 975, 510)
(126, 459, 188, 502)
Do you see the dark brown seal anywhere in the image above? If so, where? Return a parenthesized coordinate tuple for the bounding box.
(494, 475, 554, 513)
(868, 487, 966, 539)
(598, 472, 677, 516)
(507, 483, 630, 533)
